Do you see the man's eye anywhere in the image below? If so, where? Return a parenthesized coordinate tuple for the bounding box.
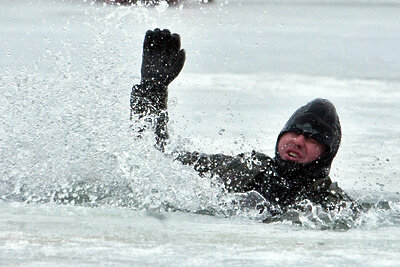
(308, 138, 318, 144)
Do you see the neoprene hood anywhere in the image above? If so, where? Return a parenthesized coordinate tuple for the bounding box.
(275, 98, 342, 180)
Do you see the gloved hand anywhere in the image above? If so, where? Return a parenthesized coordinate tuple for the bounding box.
(141, 28, 186, 87)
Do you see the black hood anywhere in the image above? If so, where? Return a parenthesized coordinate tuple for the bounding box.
(274, 98, 341, 181)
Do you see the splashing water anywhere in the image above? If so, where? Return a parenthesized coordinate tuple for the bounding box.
(1, 0, 400, 229)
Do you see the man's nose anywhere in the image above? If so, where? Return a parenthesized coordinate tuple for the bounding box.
(292, 134, 306, 147)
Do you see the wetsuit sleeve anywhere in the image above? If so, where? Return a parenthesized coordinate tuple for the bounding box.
(130, 83, 169, 151)
(176, 151, 269, 193)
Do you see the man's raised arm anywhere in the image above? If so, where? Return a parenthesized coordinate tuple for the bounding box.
(130, 29, 258, 191)
(130, 28, 185, 151)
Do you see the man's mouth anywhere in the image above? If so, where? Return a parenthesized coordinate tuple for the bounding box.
(284, 149, 303, 162)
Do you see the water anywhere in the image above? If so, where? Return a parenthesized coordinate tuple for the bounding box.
(1, 0, 400, 265)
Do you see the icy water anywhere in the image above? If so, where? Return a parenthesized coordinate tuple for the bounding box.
(1, 0, 400, 265)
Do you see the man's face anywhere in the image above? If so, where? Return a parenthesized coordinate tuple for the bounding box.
(277, 132, 327, 164)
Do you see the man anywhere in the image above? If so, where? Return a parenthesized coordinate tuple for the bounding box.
(131, 28, 359, 217)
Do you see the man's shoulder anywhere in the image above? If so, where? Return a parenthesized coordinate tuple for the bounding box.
(311, 177, 349, 200)
(308, 177, 360, 211)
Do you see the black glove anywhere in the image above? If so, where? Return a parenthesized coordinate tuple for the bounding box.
(141, 28, 186, 87)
